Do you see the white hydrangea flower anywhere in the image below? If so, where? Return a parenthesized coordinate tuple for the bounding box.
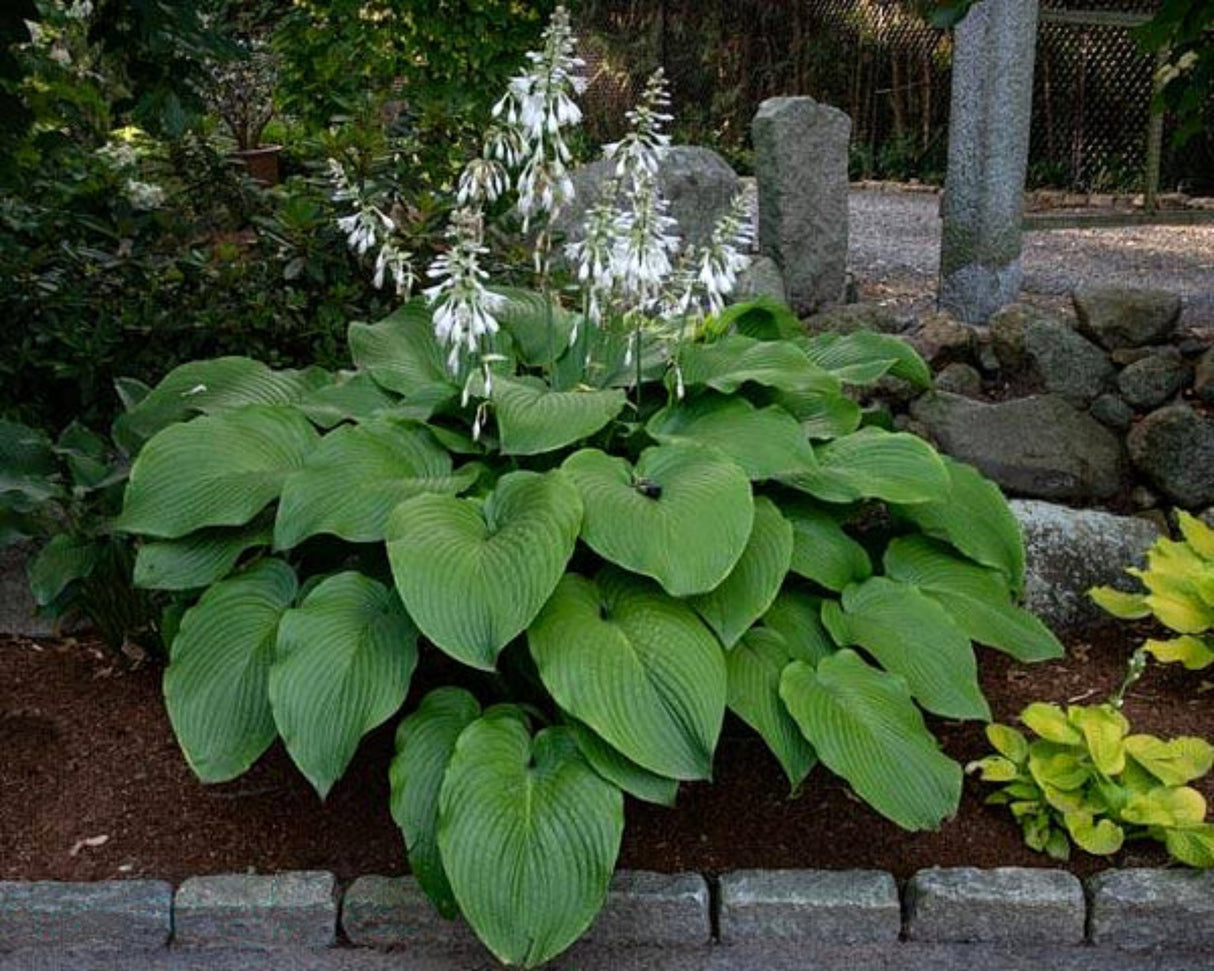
(424, 209, 506, 372)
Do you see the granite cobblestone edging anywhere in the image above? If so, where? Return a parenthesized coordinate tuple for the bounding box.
(1, 868, 1211, 958)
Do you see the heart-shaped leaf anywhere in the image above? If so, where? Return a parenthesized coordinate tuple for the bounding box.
(761, 588, 837, 663)
(164, 559, 298, 783)
(295, 372, 399, 428)
(568, 720, 678, 807)
(799, 332, 931, 390)
(892, 457, 1025, 593)
(646, 394, 819, 479)
(134, 521, 272, 591)
(270, 572, 418, 797)
(387, 470, 583, 670)
(822, 577, 990, 720)
(27, 535, 99, 606)
(492, 375, 626, 455)
(678, 335, 839, 395)
(529, 571, 726, 780)
(771, 388, 863, 441)
(438, 714, 623, 968)
(782, 498, 873, 592)
(562, 444, 753, 596)
(690, 496, 793, 648)
(491, 287, 578, 365)
(349, 300, 459, 405)
(781, 649, 963, 830)
(274, 418, 479, 549)
(117, 405, 319, 539)
(784, 427, 949, 505)
(883, 536, 1062, 662)
(390, 688, 482, 919)
(727, 628, 817, 788)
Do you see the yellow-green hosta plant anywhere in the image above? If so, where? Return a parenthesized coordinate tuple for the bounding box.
(968, 702, 1214, 867)
(1089, 510, 1214, 671)
(103, 11, 1063, 968)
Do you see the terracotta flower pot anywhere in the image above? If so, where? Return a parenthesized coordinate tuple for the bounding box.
(229, 144, 282, 186)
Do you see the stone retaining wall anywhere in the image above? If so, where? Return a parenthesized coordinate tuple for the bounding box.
(2, 868, 1210, 960)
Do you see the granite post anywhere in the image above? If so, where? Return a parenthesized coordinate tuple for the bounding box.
(939, 0, 1039, 323)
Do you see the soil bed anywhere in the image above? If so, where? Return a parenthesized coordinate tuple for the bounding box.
(2, 626, 1210, 885)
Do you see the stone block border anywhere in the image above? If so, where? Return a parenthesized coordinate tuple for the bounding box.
(1, 868, 1211, 956)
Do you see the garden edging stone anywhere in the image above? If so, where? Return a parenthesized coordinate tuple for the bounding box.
(0, 880, 172, 951)
(1087, 869, 1214, 950)
(172, 871, 337, 949)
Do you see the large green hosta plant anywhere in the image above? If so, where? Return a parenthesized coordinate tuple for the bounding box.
(113, 291, 1063, 966)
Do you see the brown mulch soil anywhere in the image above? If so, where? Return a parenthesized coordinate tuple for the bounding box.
(2, 626, 1210, 885)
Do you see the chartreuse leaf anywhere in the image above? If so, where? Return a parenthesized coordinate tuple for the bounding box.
(1064, 813, 1124, 855)
(727, 628, 817, 788)
(784, 427, 949, 505)
(568, 720, 678, 807)
(1133, 538, 1214, 633)
(678, 335, 839, 395)
(1066, 705, 1129, 776)
(780, 649, 963, 830)
(1089, 587, 1151, 620)
(117, 406, 319, 539)
(28, 535, 99, 606)
(491, 375, 626, 456)
(562, 445, 753, 597)
(387, 470, 582, 670)
(986, 724, 1030, 766)
(821, 578, 989, 720)
(348, 299, 459, 404)
(761, 589, 837, 663)
(134, 521, 271, 591)
(437, 714, 624, 968)
(270, 573, 417, 798)
(1029, 742, 1092, 792)
(1122, 786, 1207, 827)
(892, 458, 1026, 592)
(1021, 703, 1083, 746)
(390, 687, 481, 919)
(164, 559, 297, 783)
(1144, 635, 1214, 670)
(883, 536, 1063, 662)
(1165, 825, 1214, 868)
(274, 418, 479, 549)
(966, 755, 1019, 782)
(646, 395, 819, 480)
(529, 570, 726, 781)
(690, 496, 793, 648)
(781, 499, 872, 592)
(1125, 735, 1214, 786)
(490, 287, 577, 365)
(798, 331, 931, 390)
(122, 357, 329, 441)
(1177, 510, 1214, 558)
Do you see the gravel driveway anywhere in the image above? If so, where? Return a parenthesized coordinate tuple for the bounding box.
(848, 188, 1214, 327)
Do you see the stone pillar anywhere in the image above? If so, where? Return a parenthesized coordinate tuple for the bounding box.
(939, 0, 1040, 324)
(752, 97, 851, 315)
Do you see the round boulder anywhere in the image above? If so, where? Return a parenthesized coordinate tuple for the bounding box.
(1126, 404, 1214, 507)
(1073, 286, 1182, 350)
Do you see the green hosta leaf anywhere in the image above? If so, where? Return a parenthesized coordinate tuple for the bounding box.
(134, 522, 272, 591)
(387, 470, 583, 670)
(0, 420, 57, 477)
(762, 589, 837, 663)
(274, 418, 478, 550)
(883, 537, 1063, 662)
(122, 358, 329, 442)
(348, 300, 458, 404)
(1063, 813, 1124, 855)
(892, 458, 1026, 593)
(1164, 824, 1214, 868)
(529, 571, 726, 780)
(893, 461, 1024, 592)
(727, 628, 817, 788)
(1089, 586, 1151, 620)
(646, 395, 819, 480)
(798, 331, 932, 390)
(784, 427, 949, 505)
(295, 372, 399, 428)
(568, 720, 678, 807)
(1122, 786, 1207, 827)
(775, 389, 863, 441)
(438, 715, 623, 968)
(717, 296, 804, 341)
(390, 688, 481, 919)
(690, 496, 793, 648)
(491, 375, 626, 456)
(782, 499, 873, 592)
(1125, 734, 1214, 786)
(821, 577, 989, 720)
(780, 649, 963, 830)
(28, 535, 99, 606)
(164, 559, 297, 783)
(117, 405, 319, 540)
(678, 335, 839, 395)
(1067, 705, 1129, 776)
(562, 445, 753, 597)
(1021, 703, 1083, 746)
(491, 287, 577, 365)
(270, 573, 417, 798)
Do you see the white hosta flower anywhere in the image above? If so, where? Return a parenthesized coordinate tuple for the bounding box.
(603, 69, 672, 189)
(424, 209, 506, 372)
(329, 156, 415, 296)
(126, 180, 165, 210)
(692, 189, 755, 314)
(374, 242, 414, 296)
(457, 157, 508, 206)
(611, 183, 680, 310)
